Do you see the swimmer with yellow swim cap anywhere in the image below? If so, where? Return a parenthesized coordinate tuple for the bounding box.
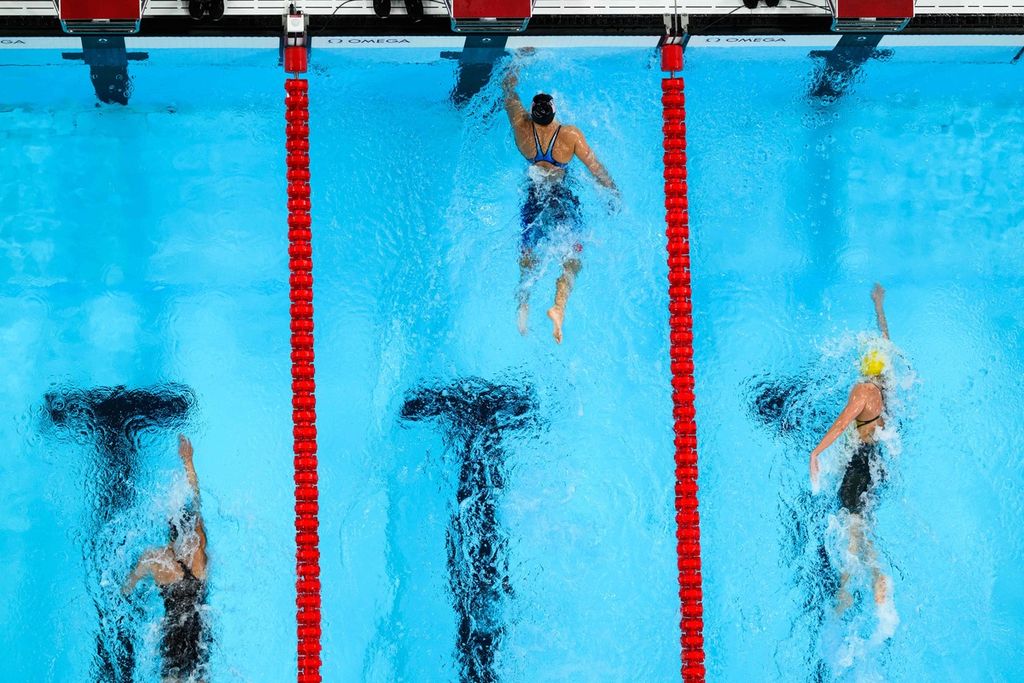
(860, 348, 887, 377)
(809, 283, 893, 611)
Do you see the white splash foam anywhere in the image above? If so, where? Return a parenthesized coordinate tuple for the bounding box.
(870, 595, 900, 645)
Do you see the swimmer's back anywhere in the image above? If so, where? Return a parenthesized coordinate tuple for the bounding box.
(512, 121, 582, 171)
(853, 381, 885, 442)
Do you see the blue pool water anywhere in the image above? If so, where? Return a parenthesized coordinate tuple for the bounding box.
(1, 39, 1022, 683)
(1, 48, 294, 682)
(687, 45, 1024, 682)
(0, 44, 676, 681)
(308, 47, 675, 682)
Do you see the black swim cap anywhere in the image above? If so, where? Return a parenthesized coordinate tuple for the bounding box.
(531, 93, 555, 125)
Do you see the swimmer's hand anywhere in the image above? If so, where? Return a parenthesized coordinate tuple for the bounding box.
(503, 67, 518, 90)
(605, 186, 622, 215)
(871, 283, 885, 304)
(809, 452, 820, 489)
(178, 434, 193, 464)
(178, 434, 202, 498)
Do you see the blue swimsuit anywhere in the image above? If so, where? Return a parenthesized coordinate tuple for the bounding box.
(521, 125, 581, 251)
(531, 124, 569, 168)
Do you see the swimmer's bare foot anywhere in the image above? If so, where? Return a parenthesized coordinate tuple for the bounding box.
(873, 573, 888, 605)
(517, 302, 529, 336)
(547, 306, 564, 344)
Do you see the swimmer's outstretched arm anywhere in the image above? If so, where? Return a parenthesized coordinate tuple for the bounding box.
(871, 283, 889, 340)
(572, 132, 618, 193)
(502, 68, 528, 126)
(809, 385, 871, 482)
(179, 435, 209, 575)
(179, 435, 200, 500)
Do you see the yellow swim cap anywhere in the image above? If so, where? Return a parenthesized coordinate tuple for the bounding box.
(860, 349, 886, 376)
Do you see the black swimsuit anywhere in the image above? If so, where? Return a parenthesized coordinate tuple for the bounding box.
(839, 441, 877, 514)
(855, 414, 881, 428)
(159, 560, 209, 679)
(839, 413, 882, 515)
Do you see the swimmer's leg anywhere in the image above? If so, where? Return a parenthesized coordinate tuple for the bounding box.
(872, 568, 889, 605)
(836, 572, 853, 615)
(845, 514, 891, 606)
(862, 534, 889, 604)
(517, 249, 538, 336)
(547, 257, 581, 344)
(517, 186, 544, 337)
(836, 515, 863, 615)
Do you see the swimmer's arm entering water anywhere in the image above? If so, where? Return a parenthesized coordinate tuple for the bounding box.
(502, 69, 528, 126)
(179, 435, 200, 500)
(178, 435, 208, 579)
(809, 385, 872, 484)
(872, 283, 889, 340)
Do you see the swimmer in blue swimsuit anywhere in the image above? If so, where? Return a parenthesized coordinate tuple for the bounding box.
(809, 284, 893, 612)
(503, 65, 618, 343)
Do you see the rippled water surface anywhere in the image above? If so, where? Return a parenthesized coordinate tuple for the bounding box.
(309, 47, 676, 682)
(1, 45, 677, 681)
(3, 40, 1020, 683)
(686, 45, 1024, 682)
(1, 48, 293, 682)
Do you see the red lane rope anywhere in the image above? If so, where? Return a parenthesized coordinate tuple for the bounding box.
(285, 76, 322, 683)
(661, 44, 705, 683)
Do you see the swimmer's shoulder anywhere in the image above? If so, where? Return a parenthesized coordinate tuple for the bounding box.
(852, 381, 884, 404)
(559, 124, 583, 140)
(139, 547, 182, 584)
(142, 546, 172, 563)
(558, 126, 591, 156)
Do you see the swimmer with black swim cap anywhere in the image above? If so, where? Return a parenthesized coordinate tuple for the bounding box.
(503, 62, 619, 344)
(809, 283, 894, 613)
(530, 93, 556, 125)
(123, 435, 210, 682)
